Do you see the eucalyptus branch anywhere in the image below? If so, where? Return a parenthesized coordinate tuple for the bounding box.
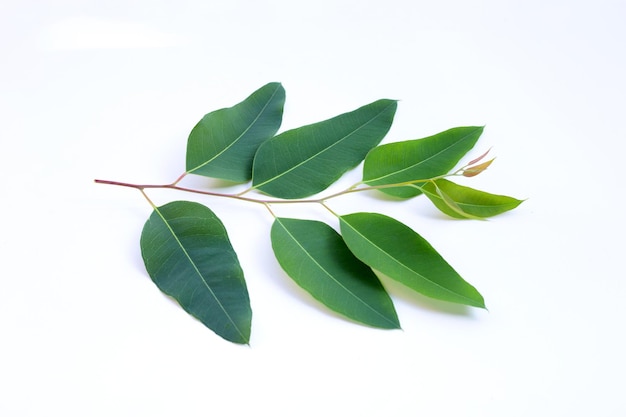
(94, 175, 441, 207)
(98, 82, 523, 344)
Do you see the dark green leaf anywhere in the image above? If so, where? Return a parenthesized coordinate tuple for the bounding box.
(252, 99, 397, 198)
(421, 179, 524, 219)
(140, 201, 252, 344)
(362, 126, 484, 198)
(339, 212, 485, 308)
(270, 217, 400, 329)
(186, 82, 285, 182)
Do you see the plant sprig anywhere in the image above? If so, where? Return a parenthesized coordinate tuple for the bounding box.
(96, 172, 461, 206)
(97, 82, 523, 344)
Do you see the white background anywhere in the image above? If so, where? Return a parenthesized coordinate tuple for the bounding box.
(1, 1, 625, 416)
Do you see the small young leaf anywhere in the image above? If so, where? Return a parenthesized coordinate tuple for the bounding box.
(421, 179, 524, 219)
(270, 217, 400, 329)
(140, 201, 252, 344)
(339, 212, 485, 308)
(252, 99, 397, 198)
(186, 82, 285, 182)
(362, 126, 484, 198)
(466, 147, 492, 166)
(462, 158, 495, 177)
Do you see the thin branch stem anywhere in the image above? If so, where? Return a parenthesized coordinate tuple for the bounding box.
(320, 202, 339, 217)
(94, 174, 449, 207)
(235, 186, 254, 197)
(263, 202, 277, 218)
(170, 172, 188, 186)
(139, 188, 157, 209)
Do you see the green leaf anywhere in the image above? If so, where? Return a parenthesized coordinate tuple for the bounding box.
(362, 126, 484, 198)
(186, 82, 285, 182)
(270, 217, 400, 329)
(252, 99, 397, 198)
(339, 212, 485, 308)
(421, 178, 524, 219)
(140, 201, 252, 344)
(430, 181, 485, 221)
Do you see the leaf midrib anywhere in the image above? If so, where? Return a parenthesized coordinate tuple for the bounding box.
(340, 217, 481, 306)
(276, 219, 398, 327)
(254, 101, 395, 190)
(457, 201, 517, 210)
(422, 186, 518, 210)
(366, 128, 479, 183)
(188, 84, 282, 174)
(153, 207, 247, 342)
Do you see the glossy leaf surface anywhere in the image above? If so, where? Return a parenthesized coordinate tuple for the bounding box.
(186, 82, 285, 182)
(421, 179, 524, 219)
(252, 99, 397, 198)
(140, 201, 252, 344)
(339, 212, 485, 308)
(271, 217, 400, 329)
(363, 126, 483, 198)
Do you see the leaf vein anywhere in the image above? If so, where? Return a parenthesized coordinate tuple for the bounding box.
(277, 219, 397, 326)
(367, 129, 479, 183)
(188, 84, 282, 174)
(341, 218, 479, 304)
(254, 101, 396, 190)
(152, 206, 246, 341)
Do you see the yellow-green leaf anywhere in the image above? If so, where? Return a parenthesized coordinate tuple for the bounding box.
(363, 126, 483, 198)
(421, 179, 524, 219)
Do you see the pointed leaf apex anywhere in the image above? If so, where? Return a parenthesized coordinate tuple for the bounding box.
(467, 147, 492, 166)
